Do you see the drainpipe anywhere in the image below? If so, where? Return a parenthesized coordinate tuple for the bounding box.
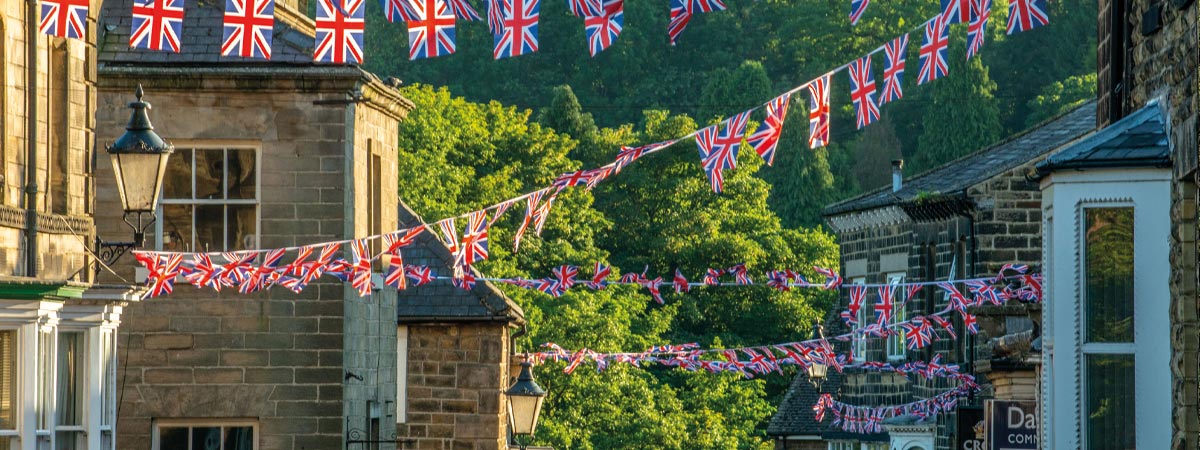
(891, 159, 904, 192)
(23, 0, 40, 277)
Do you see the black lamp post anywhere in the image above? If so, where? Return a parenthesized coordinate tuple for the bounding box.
(505, 361, 546, 450)
(807, 321, 828, 390)
(95, 85, 174, 275)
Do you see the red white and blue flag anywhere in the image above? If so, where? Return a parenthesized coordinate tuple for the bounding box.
(566, 0, 601, 16)
(963, 312, 979, 334)
(461, 210, 490, 265)
(383, 254, 407, 289)
(939, 281, 971, 312)
(875, 284, 895, 326)
(553, 265, 578, 290)
(929, 314, 957, 339)
(382, 0, 420, 22)
(673, 269, 690, 294)
(436, 217, 461, 266)
(966, 279, 1003, 305)
(613, 141, 666, 173)
(138, 253, 184, 298)
(880, 35, 907, 104)
(587, 262, 611, 289)
(130, 0, 186, 52)
(967, 0, 991, 59)
(349, 239, 373, 297)
(703, 268, 723, 286)
(584, 0, 623, 57)
(408, 0, 457, 60)
(667, 0, 724, 45)
(383, 225, 426, 255)
(486, 0, 504, 33)
(222, 0, 275, 59)
(917, 14, 949, 85)
(849, 0, 869, 25)
(696, 111, 750, 193)
(806, 75, 831, 148)
(314, 0, 364, 64)
(903, 316, 933, 349)
(1006, 0, 1048, 34)
(847, 55, 880, 129)
(447, 0, 482, 20)
(513, 189, 547, 251)
(406, 265, 434, 286)
(747, 93, 790, 166)
(728, 264, 751, 285)
(638, 275, 664, 304)
(452, 265, 476, 290)
(40, 0, 89, 39)
(494, 0, 539, 59)
(940, 0, 970, 23)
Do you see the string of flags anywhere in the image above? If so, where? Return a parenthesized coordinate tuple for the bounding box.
(38, 0, 1048, 62)
(813, 383, 979, 434)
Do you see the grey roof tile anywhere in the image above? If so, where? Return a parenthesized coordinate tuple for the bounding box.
(1036, 101, 1171, 175)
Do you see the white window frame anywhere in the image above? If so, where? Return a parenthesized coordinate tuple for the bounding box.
(152, 419, 259, 450)
(397, 326, 408, 423)
(54, 329, 88, 450)
(1041, 168, 1171, 450)
(850, 277, 867, 363)
(156, 144, 261, 252)
(885, 272, 906, 361)
(0, 327, 19, 446)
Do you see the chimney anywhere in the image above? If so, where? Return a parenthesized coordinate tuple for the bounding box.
(891, 159, 904, 192)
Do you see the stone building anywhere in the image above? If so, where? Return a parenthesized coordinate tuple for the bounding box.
(393, 204, 527, 450)
(91, 0, 415, 449)
(0, 1, 142, 449)
(767, 102, 1096, 450)
(1036, 0, 1199, 447)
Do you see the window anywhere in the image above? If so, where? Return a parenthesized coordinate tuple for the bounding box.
(99, 330, 116, 448)
(1081, 207, 1135, 450)
(863, 444, 889, 450)
(827, 441, 854, 450)
(850, 277, 867, 363)
(56, 331, 85, 450)
(154, 421, 257, 450)
(0, 330, 15, 450)
(159, 147, 259, 252)
(49, 38, 70, 215)
(37, 329, 54, 432)
(396, 326, 408, 423)
(885, 272, 906, 361)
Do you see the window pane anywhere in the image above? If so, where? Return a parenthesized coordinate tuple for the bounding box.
(56, 332, 84, 426)
(162, 204, 194, 252)
(1084, 208, 1135, 343)
(227, 205, 257, 251)
(163, 148, 192, 199)
(55, 431, 81, 450)
(0, 330, 14, 430)
(1086, 354, 1136, 450)
(192, 427, 221, 450)
(195, 205, 225, 252)
(159, 427, 188, 450)
(226, 149, 256, 200)
(195, 149, 225, 200)
(224, 427, 254, 450)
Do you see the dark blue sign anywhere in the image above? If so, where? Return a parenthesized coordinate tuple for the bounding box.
(985, 400, 1038, 450)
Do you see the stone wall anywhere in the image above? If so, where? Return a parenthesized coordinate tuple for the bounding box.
(399, 323, 512, 450)
(965, 161, 1047, 273)
(1097, 0, 1199, 446)
(0, 1, 98, 279)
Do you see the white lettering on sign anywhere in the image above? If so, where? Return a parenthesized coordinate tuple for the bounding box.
(1007, 405, 1036, 429)
(961, 440, 985, 450)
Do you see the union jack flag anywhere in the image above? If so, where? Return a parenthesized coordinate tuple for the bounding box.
(514, 189, 554, 251)
(966, 279, 1002, 305)
(552, 169, 595, 192)
(905, 284, 922, 305)
(494, 0, 539, 59)
(995, 262, 1029, 280)
(138, 253, 184, 298)
(553, 265, 578, 290)
(667, 0, 690, 45)
(1006, 0, 1048, 34)
(587, 262, 610, 289)
(875, 284, 896, 326)
(813, 266, 842, 290)
(806, 75, 831, 148)
(939, 281, 971, 312)
(383, 226, 426, 255)
(447, 0, 482, 20)
(638, 275, 664, 304)
(486, 0, 504, 33)
(696, 111, 750, 193)
(185, 254, 224, 290)
(406, 265, 434, 286)
(673, 269, 690, 293)
(747, 93, 790, 166)
(727, 264, 751, 285)
(40, 0, 88, 39)
(847, 55, 880, 129)
(765, 270, 792, 291)
(744, 348, 777, 374)
(461, 210, 490, 265)
(963, 312, 979, 334)
(929, 314, 957, 339)
(880, 35, 907, 104)
(566, 0, 601, 16)
(314, 0, 364, 64)
(383, 254, 407, 289)
(349, 239, 373, 297)
(1018, 274, 1043, 302)
(239, 248, 286, 293)
(703, 268, 723, 286)
(840, 310, 857, 327)
(130, 0, 186, 52)
(583, 0, 623, 57)
(382, 0, 420, 21)
(849, 0, 869, 25)
(848, 285, 867, 323)
(219, 252, 258, 286)
(941, 0, 970, 23)
(408, 0, 457, 60)
(967, 0, 990, 59)
(535, 278, 564, 297)
(436, 217, 461, 265)
(903, 316, 933, 349)
(613, 141, 666, 173)
(452, 265, 476, 290)
(222, 0, 275, 59)
(918, 14, 949, 85)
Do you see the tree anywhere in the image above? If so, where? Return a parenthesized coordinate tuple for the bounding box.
(909, 37, 1003, 174)
(1025, 73, 1097, 127)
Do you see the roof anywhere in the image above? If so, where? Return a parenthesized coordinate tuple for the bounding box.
(823, 101, 1097, 217)
(1035, 100, 1171, 176)
(767, 370, 843, 437)
(395, 202, 525, 324)
(98, 0, 318, 66)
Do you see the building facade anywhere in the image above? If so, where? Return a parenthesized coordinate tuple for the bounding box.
(92, 1, 415, 449)
(768, 102, 1096, 450)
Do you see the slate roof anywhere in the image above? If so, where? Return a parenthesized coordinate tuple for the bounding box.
(766, 369, 843, 437)
(823, 101, 1097, 217)
(1035, 100, 1171, 176)
(395, 202, 525, 324)
(98, 0, 321, 66)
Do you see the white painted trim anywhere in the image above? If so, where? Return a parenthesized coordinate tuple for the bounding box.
(154, 144, 262, 252)
(151, 419, 260, 450)
(397, 325, 408, 423)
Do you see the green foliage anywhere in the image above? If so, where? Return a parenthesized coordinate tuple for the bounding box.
(1026, 73, 1097, 127)
(909, 36, 1003, 174)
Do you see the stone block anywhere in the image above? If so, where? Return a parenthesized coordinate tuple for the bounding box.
(224, 317, 269, 332)
(276, 400, 342, 418)
(453, 415, 499, 439)
(244, 333, 294, 350)
(143, 368, 194, 384)
(296, 334, 341, 350)
(318, 384, 343, 401)
(194, 368, 244, 384)
(167, 350, 219, 366)
(295, 367, 342, 384)
(195, 333, 246, 349)
(270, 385, 320, 402)
(270, 350, 319, 366)
(457, 364, 499, 389)
(318, 350, 343, 367)
(144, 334, 194, 350)
(245, 368, 294, 384)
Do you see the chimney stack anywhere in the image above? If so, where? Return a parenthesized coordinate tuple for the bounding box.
(891, 159, 904, 192)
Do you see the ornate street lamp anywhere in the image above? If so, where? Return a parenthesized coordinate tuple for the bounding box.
(96, 85, 174, 275)
(807, 321, 828, 390)
(505, 361, 547, 450)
